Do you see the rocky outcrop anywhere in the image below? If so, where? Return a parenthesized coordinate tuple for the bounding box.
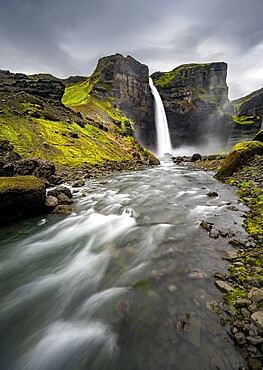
(225, 89, 263, 148)
(233, 87, 263, 117)
(88, 54, 155, 147)
(151, 63, 233, 148)
(214, 141, 263, 180)
(0, 140, 56, 184)
(0, 70, 64, 102)
(0, 175, 46, 223)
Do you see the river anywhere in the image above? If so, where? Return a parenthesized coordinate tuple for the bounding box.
(0, 160, 248, 369)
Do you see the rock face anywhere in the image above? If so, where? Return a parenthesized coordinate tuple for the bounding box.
(233, 87, 263, 117)
(0, 140, 56, 182)
(227, 88, 263, 148)
(0, 70, 64, 102)
(88, 54, 155, 147)
(151, 63, 233, 148)
(0, 175, 46, 223)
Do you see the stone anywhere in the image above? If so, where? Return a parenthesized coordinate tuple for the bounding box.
(236, 298, 251, 307)
(200, 220, 213, 231)
(57, 193, 73, 205)
(214, 280, 233, 293)
(72, 179, 85, 187)
(47, 185, 72, 199)
(0, 176, 46, 223)
(52, 205, 72, 214)
(248, 357, 262, 370)
(149, 157, 160, 165)
(234, 332, 246, 345)
(176, 312, 201, 347)
(115, 300, 130, 321)
(207, 191, 218, 197)
(209, 229, 220, 239)
(241, 308, 251, 318)
(191, 153, 202, 162)
(251, 311, 263, 331)
(248, 287, 263, 303)
(246, 336, 263, 346)
(45, 195, 58, 209)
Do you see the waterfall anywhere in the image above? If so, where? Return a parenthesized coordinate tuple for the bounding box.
(149, 77, 172, 157)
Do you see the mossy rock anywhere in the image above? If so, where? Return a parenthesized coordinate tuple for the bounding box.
(253, 129, 263, 143)
(214, 141, 263, 180)
(0, 175, 46, 224)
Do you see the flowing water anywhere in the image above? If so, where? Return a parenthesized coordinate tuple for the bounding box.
(0, 161, 248, 370)
(149, 78, 172, 156)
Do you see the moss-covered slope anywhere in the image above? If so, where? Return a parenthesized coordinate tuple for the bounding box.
(0, 69, 155, 168)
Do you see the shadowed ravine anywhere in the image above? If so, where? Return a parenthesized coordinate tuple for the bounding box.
(0, 160, 248, 370)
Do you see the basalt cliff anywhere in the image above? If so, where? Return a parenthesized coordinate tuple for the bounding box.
(151, 63, 261, 151)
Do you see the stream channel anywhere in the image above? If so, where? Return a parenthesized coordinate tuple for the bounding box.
(0, 160, 248, 369)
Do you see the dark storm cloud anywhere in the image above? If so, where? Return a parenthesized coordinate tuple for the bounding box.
(0, 0, 263, 98)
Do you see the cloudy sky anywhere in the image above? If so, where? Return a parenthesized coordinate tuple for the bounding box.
(0, 0, 262, 99)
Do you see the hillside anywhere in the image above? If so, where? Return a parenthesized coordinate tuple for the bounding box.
(0, 69, 156, 169)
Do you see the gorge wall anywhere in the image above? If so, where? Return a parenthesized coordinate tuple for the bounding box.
(87, 54, 155, 147)
(151, 63, 231, 150)
(62, 54, 263, 154)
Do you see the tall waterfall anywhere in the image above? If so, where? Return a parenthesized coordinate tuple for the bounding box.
(149, 77, 172, 157)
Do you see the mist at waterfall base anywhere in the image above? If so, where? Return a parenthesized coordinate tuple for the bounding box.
(149, 78, 230, 158)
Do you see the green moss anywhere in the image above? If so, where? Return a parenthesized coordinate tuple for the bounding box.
(62, 77, 99, 106)
(153, 63, 212, 88)
(215, 141, 263, 180)
(0, 176, 44, 192)
(0, 113, 134, 166)
(231, 115, 261, 125)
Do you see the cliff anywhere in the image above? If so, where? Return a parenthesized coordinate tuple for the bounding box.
(225, 88, 263, 148)
(151, 63, 262, 150)
(0, 68, 156, 168)
(62, 53, 155, 149)
(151, 63, 234, 148)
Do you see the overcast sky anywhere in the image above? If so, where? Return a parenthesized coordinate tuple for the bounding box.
(0, 0, 262, 99)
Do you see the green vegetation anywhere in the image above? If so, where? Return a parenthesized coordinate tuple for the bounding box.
(0, 114, 133, 166)
(153, 63, 212, 88)
(231, 115, 261, 125)
(0, 176, 44, 192)
(62, 77, 99, 106)
(232, 87, 263, 114)
(215, 141, 263, 180)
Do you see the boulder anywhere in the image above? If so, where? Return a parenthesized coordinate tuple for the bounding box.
(45, 195, 58, 210)
(191, 153, 202, 162)
(248, 287, 263, 303)
(0, 176, 46, 223)
(47, 185, 72, 199)
(214, 141, 263, 180)
(52, 205, 72, 214)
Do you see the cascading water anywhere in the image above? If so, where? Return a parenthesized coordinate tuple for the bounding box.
(0, 164, 248, 369)
(149, 77, 172, 157)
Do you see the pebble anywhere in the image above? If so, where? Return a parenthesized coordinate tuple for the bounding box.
(235, 332, 246, 345)
(248, 287, 263, 303)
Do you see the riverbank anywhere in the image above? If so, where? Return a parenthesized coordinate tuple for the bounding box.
(181, 153, 263, 369)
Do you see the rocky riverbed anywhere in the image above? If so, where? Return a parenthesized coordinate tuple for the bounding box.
(174, 152, 263, 369)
